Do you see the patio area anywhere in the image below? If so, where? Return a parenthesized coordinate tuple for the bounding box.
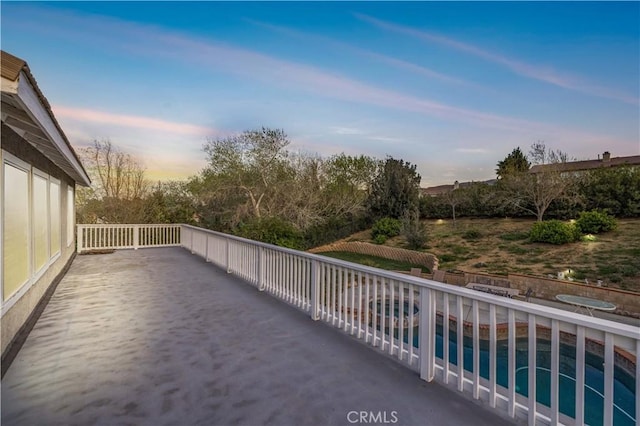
(2, 247, 514, 426)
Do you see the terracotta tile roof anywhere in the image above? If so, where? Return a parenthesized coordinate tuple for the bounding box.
(0, 50, 26, 81)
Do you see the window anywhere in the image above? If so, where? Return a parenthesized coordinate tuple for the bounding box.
(33, 172, 49, 272)
(3, 161, 30, 301)
(50, 179, 61, 256)
(67, 186, 74, 246)
(2, 152, 72, 308)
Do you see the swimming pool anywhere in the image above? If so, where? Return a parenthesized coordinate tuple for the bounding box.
(433, 328, 636, 426)
(376, 316, 636, 425)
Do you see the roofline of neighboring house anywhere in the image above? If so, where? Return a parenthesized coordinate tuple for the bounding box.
(420, 178, 497, 196)
(1, 50, 91, 186)
(529, 153, 640, 174)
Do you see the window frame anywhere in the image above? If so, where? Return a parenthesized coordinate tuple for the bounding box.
(67, 185, 74, 247)
(32, 167, 51, 276)
(49, 177, 61, 260)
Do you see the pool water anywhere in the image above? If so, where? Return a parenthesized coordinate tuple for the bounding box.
(379, 317, 636, 426)
(433, 327, 636, 426)
(373, 300, 420, 316)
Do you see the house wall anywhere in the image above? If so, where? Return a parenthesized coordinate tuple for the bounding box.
(1, 124, 77, 357)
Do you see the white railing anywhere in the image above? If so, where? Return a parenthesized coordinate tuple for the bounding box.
(79, 223, 640, 425)
(76, 224, 181, 252)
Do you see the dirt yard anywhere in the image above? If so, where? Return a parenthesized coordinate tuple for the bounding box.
(343, 218, 640, 293)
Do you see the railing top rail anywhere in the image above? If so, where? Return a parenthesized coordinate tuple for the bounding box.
(77, 223, 181, 228)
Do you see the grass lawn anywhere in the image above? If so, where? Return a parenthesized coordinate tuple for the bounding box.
(318, 251, 430, 273)
(338, 217, 640, 292)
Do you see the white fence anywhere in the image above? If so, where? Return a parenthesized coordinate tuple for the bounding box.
(76, 224, 181, 252)
(80, 223, 640, 425)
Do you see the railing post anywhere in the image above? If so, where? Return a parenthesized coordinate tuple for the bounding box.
(76, 225, 84, 253)
(226, 238, 231, 273)
(258, 246, 265, 291)
(310, 259, 319, 320)
(419, 287, 435, 382)
(133, 225, 139, 250)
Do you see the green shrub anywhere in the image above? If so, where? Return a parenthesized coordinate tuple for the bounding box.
(403, 223, 428, 250)
(620, 265, 638, 277)
(236, 217, 303, 249)
(373, 234, 387, 245)
(371, 217, 402, 240)
(400, 214, 428, 250)
(575, 210, 617, 234)
(529, 220, 581, 245)
(462, 229, 482, 240)
(303, 215, 372, 249)
(440, 254, 457, 262)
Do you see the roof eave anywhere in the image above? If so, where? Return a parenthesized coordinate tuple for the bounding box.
(0, 51, 91, 186)
(16, 69, 91, 186)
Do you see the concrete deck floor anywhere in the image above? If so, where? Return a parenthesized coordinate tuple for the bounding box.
(2, 248, 515, 426)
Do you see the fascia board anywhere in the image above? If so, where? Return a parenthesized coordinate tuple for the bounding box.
(15, 70, 91, 186)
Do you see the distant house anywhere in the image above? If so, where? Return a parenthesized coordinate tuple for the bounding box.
(529, 151, 640, 174)
(420, 179, 497, 197)
(1, 51, 91, 358)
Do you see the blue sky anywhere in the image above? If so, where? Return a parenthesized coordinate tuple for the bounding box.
(2, 1, 638, 185)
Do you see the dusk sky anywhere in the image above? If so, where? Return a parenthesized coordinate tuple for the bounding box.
(2, 1, 638, 185)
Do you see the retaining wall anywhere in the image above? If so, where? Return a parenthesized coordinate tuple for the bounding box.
(309, 241, 439, 272)
(508, 273, 640, 317)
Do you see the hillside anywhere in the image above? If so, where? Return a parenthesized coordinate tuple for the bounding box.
(339, 218, 640, 292)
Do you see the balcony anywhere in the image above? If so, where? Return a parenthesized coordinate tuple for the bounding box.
(2, 224, 638, 426)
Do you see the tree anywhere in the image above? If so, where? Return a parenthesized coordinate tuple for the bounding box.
(76, 139, 149, 223)
(456, 181, 502, 217)
(443, 182, 465, 226)
(367, 157, 421, 219)
(496, 147, 530, 179)
(499, 142, 581, 221)
(578, 166, 640, 217)
(320, 154, 379, 218)
(143, 181, 197, 224)
(529, 141, 570, 165)
(202, 127, 291, 221)
(401, 209, 428, 249)
(196, 128, 379, 236)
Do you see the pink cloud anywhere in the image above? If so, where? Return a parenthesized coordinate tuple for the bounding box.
(53, 106, 217, 137)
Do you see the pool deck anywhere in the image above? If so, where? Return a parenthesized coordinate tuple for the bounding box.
(2, 247, 515, 426)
